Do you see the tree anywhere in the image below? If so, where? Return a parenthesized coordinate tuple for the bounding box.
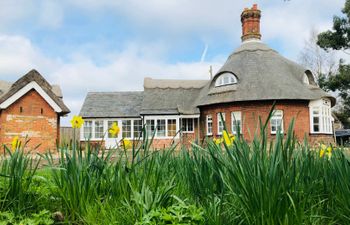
(298, 29, 337, 88)
(317, 0, 350, 128)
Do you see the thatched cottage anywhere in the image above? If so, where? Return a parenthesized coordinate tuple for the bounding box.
(79, 4, 335, 148)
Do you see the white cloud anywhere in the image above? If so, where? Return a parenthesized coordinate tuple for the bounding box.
(0, 34, 223, 125)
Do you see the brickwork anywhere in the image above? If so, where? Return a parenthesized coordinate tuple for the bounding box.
(0, 89, 59, 153)
(200, 100, 335, 145)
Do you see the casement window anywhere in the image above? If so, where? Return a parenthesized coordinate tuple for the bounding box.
(217, 113, 226, 135)
(83, 121, 93, 139)
(215, 73, 237, 87)
(107, 121, 119, 138)
(270, 110, 283, 134)
(146, 120, 156, 137)
(167, 119, 177, 137)
(133, 120, 142, 138)
(94, 120, 104, 138)
(310, 99, 332, 134)
(122, 120, 132, 138)
(206, 115, 213, 135)
(182, 118, 194, 133)
(157, 119, 166, 137)
(231, 112, 242, 134)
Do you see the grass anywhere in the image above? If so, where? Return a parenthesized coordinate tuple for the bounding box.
(0, 114, 350, 224)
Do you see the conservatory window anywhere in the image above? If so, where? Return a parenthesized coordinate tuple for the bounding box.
(215, 72, 237, 87)
(108, 121, 119, 138)
(145, 120, 155, 137)
(231, 111, 242, 134)
(167, 119, 177, 137)
(182, 118, 194, 133)
(133, 120, 142, 138)
(157, 119, 166, 137)
(310, 99, 332, 134)
(122, 120, 132, 138)
(217, 113, 226, 135)
(206, 115, 213, 135)
(270, 110, 283, 134)
(95, 120, 104, 138)
(83, 121, 93, 139)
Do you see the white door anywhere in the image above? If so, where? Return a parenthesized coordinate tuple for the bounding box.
(105, 120, 121, 148)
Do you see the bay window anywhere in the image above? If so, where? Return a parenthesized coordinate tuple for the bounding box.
(310, 99, 332, 134)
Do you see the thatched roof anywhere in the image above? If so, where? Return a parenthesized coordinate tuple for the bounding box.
(196, 41, 335, 107)
(0, 69, 70, 115)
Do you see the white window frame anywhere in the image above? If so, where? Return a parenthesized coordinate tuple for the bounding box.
(182, 118, 194, 133)
(215, 73, 237, 87)
(94, 120, 104, 139)
(270, 110, 284, 134)
(143, 115, 180, 139)
(83, 120, 93, 139)
(217, 113, 226, 135)
(206, 115, 213, 135)
(231, 111, 242, 134)
(309, 99, 333, 134)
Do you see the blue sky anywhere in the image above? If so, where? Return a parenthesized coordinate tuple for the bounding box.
(0, 0, 345, 125)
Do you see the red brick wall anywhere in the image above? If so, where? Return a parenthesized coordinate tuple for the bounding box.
(0, 89, 59, 153)
(200, 100, 334, 145)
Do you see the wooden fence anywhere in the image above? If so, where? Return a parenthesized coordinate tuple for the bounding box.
(60, 127, 80, 144)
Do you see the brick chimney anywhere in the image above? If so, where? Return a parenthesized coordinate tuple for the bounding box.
(241, 4, 261, 42)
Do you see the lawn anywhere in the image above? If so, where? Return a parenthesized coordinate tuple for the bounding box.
(0, 118, 349, 225)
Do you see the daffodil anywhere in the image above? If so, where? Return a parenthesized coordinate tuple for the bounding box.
(122, 139, 132, 149)
(109, 122, 120, 137)
(70, 115, 84, 129)
(11, 136, 19, 152)
(321, 144, 327, 150)
(326, 146, 332, 160)
(319, 149, 325, 158)
(222, 130, 232, 146)
(214, 138, 222, 145)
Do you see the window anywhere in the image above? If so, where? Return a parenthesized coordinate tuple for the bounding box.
(95, 120, 104, 138)
(157, 119, 166, 137)
(271, 110, 283, 134)
(146, 120, 155, 137)
(231, 112, 242, 134)
(40, 108, 43, 115)
(182, 118, 194, 132)
(133, 120, 142, 138)
(310, 99, 332, 134)
(217, 113, 226, 135)
(167, 119, 177, 137)
(20, 107, 23, 113)
(215, 73, 237, 87)
(108, 121, 119, 138)
(206, 115, 213, 135)
(122, 120, 132, 138)
(84, 121, 93, 139)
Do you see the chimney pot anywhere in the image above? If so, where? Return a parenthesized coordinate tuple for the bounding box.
(241, 4, 261, 42)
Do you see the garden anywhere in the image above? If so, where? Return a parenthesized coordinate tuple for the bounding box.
(0, 113, 349, 225)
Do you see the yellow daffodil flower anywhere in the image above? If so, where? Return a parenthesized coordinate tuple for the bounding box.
(326, 146, 332, 160)
(319, 149, 325, 158)
(109, 122, 120, 137)
(123, 139, 132, 149)
(70, 115, 84, 129)
(214, 138, 222, 145)
(11, 136, 19, 152)
(321, 144, 327, 150)
(222, 130, 232, 146)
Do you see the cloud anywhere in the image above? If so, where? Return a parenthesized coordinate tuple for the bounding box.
(0, 34, 223, 125)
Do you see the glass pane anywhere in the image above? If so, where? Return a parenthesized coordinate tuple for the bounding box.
(133, 120, 142, 138)
(84, 121, 92, 139)
(146, 120, 155, 137)
(95, 121, 104, 138)
(314, 124, 319, 132)
(157, 119, 166, 137)
(187, 119, 193, 132)
(122, 120, 131, 138)
(108, 121, 119, 138)
(167, 119, 177, 137)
